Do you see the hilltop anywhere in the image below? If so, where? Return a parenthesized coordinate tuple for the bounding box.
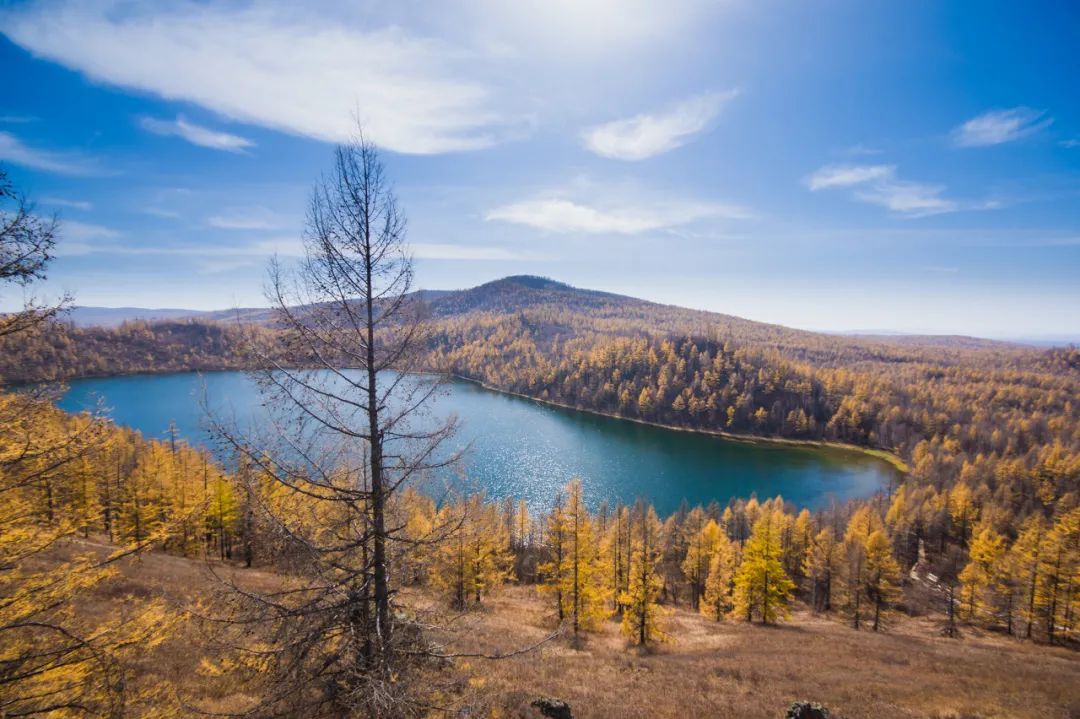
(67, 274, 1032, 352)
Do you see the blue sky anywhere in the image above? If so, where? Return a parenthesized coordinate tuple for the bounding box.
(1, 1, 1078, 338)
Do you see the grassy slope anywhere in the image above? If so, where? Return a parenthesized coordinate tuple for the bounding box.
(453, 588, 1080, 719)
(61, 540, 1080, 719)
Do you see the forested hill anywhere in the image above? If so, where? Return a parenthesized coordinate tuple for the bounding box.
(1, 275, 1067, 386)
(424, 275, 1030, 359)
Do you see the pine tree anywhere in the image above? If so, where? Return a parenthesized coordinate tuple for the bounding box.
(732, 510, 795, 624)
(959, 522, 1005, 622)
(1036, 508, 1080, 644)
(431, 496, 512, 609)
(1011, 514, 1048, 639)
(701, 530, 736, 620)
(841, 506, 886, 629)
(681, 516, 721, 610)
(603, 503, 632, 614)
(0, 391, 171, 716)
(621, 502, 667, 645)
(863, 529, 901, 631)
(560, 480, 610, 638)
(539, 495, 569, 622)
(805, 527, 839, 612)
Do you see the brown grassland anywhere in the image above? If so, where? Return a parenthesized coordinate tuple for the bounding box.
(54, 538, 1080, 719)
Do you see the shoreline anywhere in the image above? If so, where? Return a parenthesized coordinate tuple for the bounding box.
(450, 374, 910, 474)
(14, 366, 909, 474)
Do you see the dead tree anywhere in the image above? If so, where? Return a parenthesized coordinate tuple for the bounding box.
(211, 134, 458, 717)
(0, 165, 69, 338)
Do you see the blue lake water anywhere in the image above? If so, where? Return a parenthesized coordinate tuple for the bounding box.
(56, 371, 899, 515)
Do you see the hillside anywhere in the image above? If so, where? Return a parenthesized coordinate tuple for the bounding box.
(68, 276, 1027, 353)
(48, 538, 1080, 718)
(28, 276, 1045, 384)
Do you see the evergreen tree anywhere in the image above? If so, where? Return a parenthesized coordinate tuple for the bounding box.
(561, 480, 610, 638)
(959, 522, 1006, 622)
(863, 529, 901, 631)
(621, 502, 667, 645)
(701, 530, 737, 620)
(733, 510, 795, 624)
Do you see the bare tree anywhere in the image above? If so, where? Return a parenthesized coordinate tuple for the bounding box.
(210, 134, 458, 717)
(0, 166, 70, 337)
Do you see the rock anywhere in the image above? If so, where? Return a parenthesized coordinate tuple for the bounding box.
(531, 697, 573, 719)
(785, 701, 830, 719)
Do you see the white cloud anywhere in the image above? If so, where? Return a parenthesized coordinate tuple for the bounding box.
(43, 197, 93, 210)
(53, 229, 531, 266)
(0, 3, 513, 155)
(464, 0, 715, 60)
(805, 163, 990, 218)
(207, 206, 291, 231)
(0, 131, 99, 175)
(52, 220, 122, 256)
(486, 196, 750, 234)
(805, 164, 895, 191)
(139, 115, 253, 153)
(952, 107, 1052, 148)
(63, 220, 120, 242)
(1061, 138, 1080, 149)
(853, 179, 957, 217)
(582, 90, 736, 160)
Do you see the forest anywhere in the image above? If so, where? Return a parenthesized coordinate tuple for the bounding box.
(2, 141, 1079, 718)
(3, 383, 1078, 716)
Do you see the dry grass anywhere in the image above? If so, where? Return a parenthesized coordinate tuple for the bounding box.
(429, 588, 1080, 719)
(42, 541, 1080, 719)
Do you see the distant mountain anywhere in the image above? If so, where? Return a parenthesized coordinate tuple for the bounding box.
(418, 276, 1028, 355)
(66, 306, 211, 328)
(66, 276, 1039, 353)
(68, 289, 461, 328)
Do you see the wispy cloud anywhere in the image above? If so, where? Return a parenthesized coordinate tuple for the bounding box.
(0, 114, 36, 124)
(486, 195, 750, 234)
(0, 3, 515, 154)
(139, 115, 253, 153)
(53, 220, 122, 255)
(53, 228, 533, 266)
(581, 90, 737, 160)
(952, 107, 1052, 147)
(63, 220, 121, 241)
(143, 207, 182, 220)
(43, 197, 93, 211)
(1061, 138, 1080, 149)
(197, 257, 259, 274)
(805, 164, 895, 191)
(206, 206, 291, 231)
(806, 163, 990, 218)
(852, 179, 958, 217)
(0, 131, 100, 175)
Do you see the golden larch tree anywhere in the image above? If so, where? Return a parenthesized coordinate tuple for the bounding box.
(732, 509, 795, 624)
(621, 502, 667, 645)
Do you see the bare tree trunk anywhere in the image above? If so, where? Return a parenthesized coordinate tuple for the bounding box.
(210, 132, 457, 716)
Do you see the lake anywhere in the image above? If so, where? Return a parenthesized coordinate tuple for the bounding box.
(56, 371, 900, 515)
